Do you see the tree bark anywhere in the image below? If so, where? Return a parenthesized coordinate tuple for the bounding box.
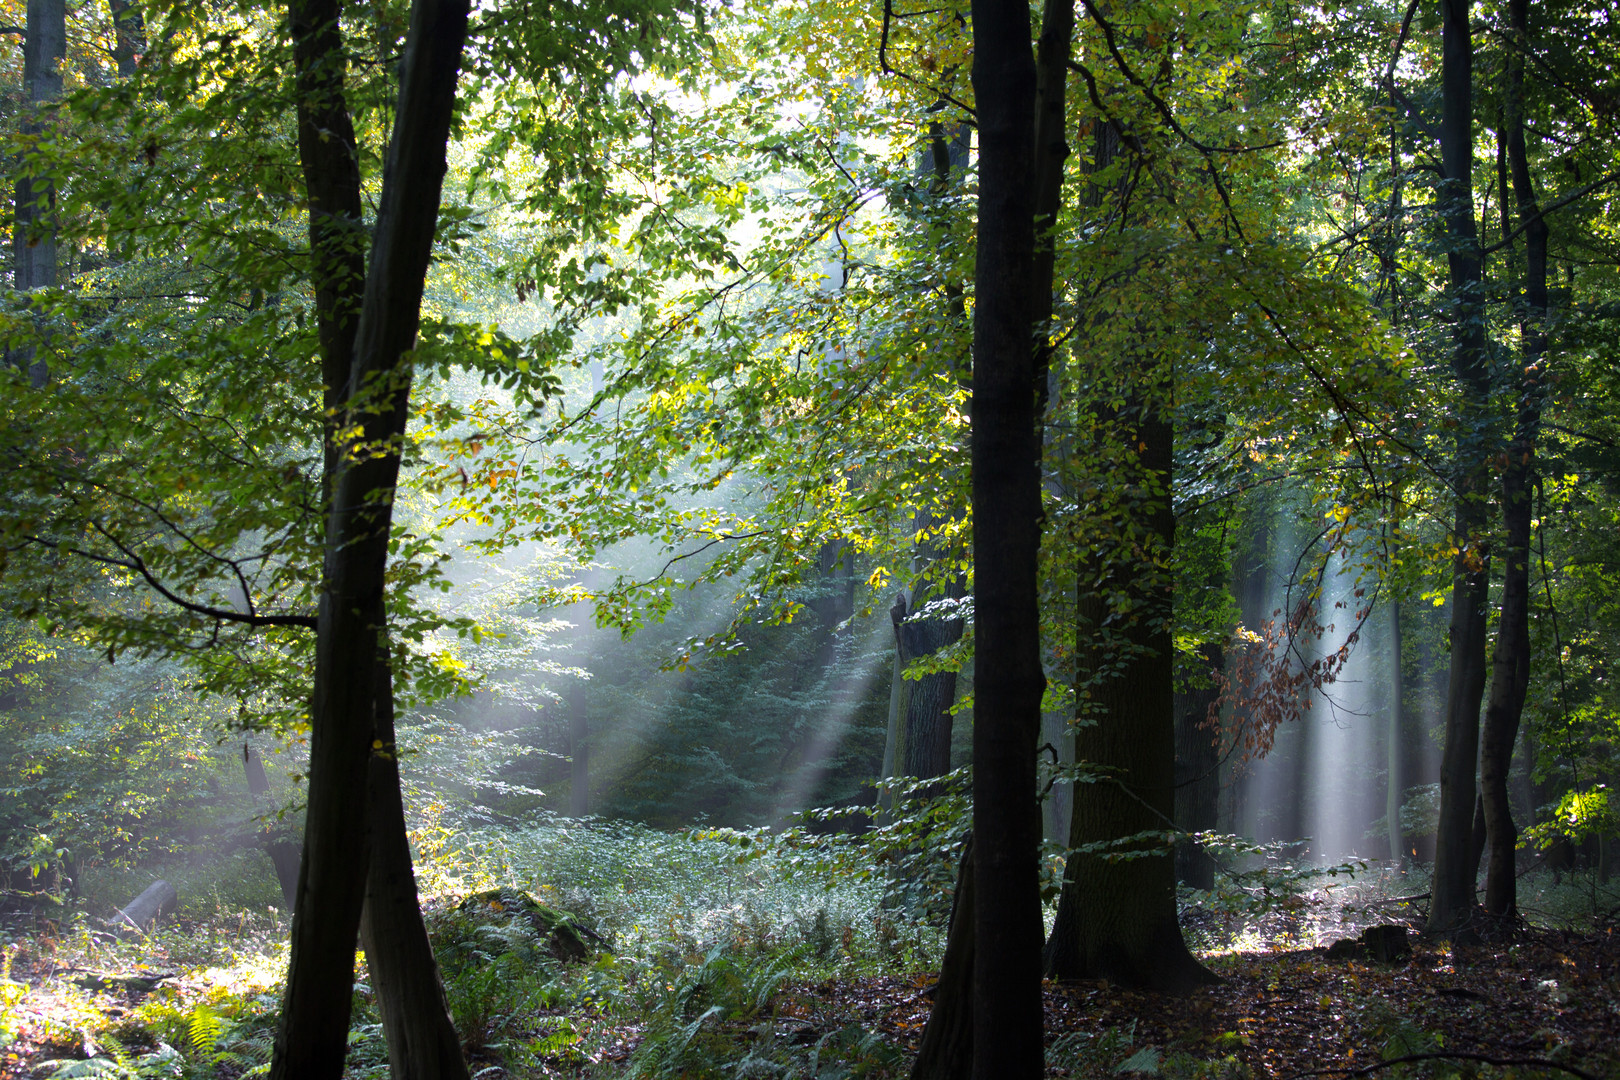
(968, 2, 1044, 1076)
(108, 0, 144, 78)
(1427, 0, 1493, 943)
(1044, 412, 1216, 994)
(360, 655, 469, 1080)
(1174, 646, 1221, 890)
(271, 0, 470, 1074)
(909, 835, 974, 1080)
(1480, 0, 1546, 920)
(10, 0, 66, 388)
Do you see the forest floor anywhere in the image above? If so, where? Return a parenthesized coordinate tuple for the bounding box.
(780, 927, 1620, 1078)
(4, 919, 1618, 1078)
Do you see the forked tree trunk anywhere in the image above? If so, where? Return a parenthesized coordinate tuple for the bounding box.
(271, 0, 471, 1074)
(1427, 0, 1493, 943)
(1481, 0, 1547, 920)
(968, 2, 1045, 1076)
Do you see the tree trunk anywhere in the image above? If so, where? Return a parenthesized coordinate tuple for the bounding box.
(909, 835, 974, 1080)
(244, 744, 299, 907)
(968, 2, 1044, 1076)
(1174, 646, 1221, 890)
(1427, 0, 1492, 943)
(1480, 0, 1546, 922)
(569, 676, 589, 817)
(108, 0, 144, 78)
(1386, 600, 1405, 864)
(1045, 412, 1216, 994)
(360, 655, 469, 1080)
(10, 0, 66, 388)
(271, 0, 470, 1074)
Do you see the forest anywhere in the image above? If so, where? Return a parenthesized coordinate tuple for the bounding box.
(1, 0, 1619, 1075)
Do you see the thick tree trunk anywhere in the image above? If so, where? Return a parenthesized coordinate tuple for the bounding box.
(1427, 0, 1492, 943)
(1174, 646, 1221, 890)
(968, 3, 1044, 1076)
(1045, 413, 1216, 994)
(909, 835, 974, 1080)
(271, 0, 470, 1075)
(10, 0, 66, 388)
(1481, 0, 1546, 920)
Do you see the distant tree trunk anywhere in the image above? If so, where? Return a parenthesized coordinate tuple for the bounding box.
(1386, 599, 1406, 864)
(1428, 0, 1492, 943)
(10, 0, 66, 388)
(244, 744, 300, 907)
(271, 0, 470, 1074)
(108, 0, 144, 77)
(896, 541, 965, 781)
(569, 677, 589, 817)
(968, 1, 1044, 1076)
(1480, 0, 1546, 922)
(1174, 646, 1221, 889)
(909, 835, 974, 1080)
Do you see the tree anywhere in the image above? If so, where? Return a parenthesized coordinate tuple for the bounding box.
(9, 0, 65, 387)
(967, 1, 1044, 1076)
(1428, 0, 1493, 942)
(271, 0, 471, 1074)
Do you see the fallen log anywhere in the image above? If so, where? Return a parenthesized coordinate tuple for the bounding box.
(111, 879, 176, 933)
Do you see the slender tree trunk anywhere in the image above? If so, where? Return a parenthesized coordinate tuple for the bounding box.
(1386, 599, 1406, 865)
(968, 2, 1043, 1076)
(569, 677, 589, 817)
(1480, 0, 1546, 920)
(10, 0, 66, 388)
(361, 655, 469, 1080)
(1427, 0, 1493, 942)
(271, 0, 470, 1074)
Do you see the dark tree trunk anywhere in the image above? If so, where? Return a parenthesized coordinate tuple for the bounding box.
(271, 0, 470, 1075)
(1480, 0, 1546, 921)
(288, 0, 366, 489)
(968, 2, 1044, 1076)
(360, 656, 468, 1080)
(1044, 413, 1216, 994)
(244, 745, 299, 907)
(108, 0, 144, 78)
(569, 677, 589, 817)
(10, 0, 66, 388)
(1174, 646, 1222, 890)
(895, 551, 966, 781)
(1427, 0, 1493, 943)
(909, 835, 974, 1080)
